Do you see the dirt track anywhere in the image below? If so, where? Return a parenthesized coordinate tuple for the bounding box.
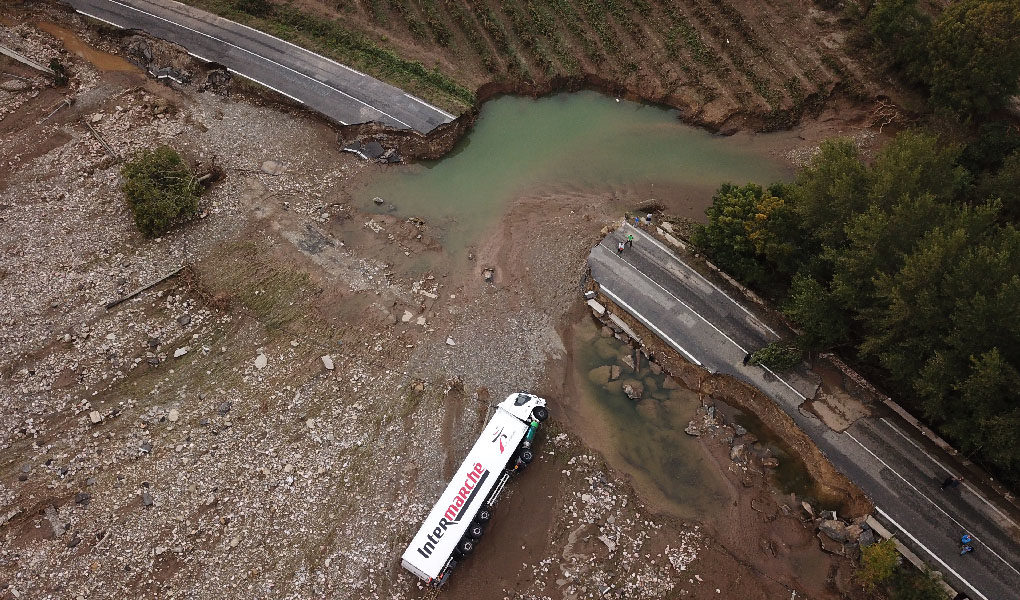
(2, 4, 877, 599)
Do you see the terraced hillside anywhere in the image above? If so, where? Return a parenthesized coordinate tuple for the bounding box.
(185, 0, 880, 129)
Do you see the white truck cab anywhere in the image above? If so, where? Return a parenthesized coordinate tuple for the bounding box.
(401, 392, 549, 585)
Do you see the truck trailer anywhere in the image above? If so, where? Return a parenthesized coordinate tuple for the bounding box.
(401, 392, 549, 585)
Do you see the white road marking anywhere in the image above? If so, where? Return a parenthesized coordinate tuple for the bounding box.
(601, 242, 747, 354)
(100, 0, 413, 128)
(846, 431, 1019, 577)
(404, 92, 455, 119)
(880, 418, 1020, 532)
(625, 223, 779, 337)
(76, 9, 124, 29)
(600, 241, 809, 399)
(598, 284, 702, 367)
(225, 68, 306, 105)
(875, 507, 991, 600)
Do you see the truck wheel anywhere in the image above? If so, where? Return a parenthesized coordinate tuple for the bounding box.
(476, 508, 492, 523)
(457, 539, 475, 555)
(467, 522, 485, 539)
(532, 406, 549, 422)
(519, 448, 534, 464)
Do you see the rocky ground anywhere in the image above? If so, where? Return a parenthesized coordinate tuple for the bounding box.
(3, 6, 875, 599)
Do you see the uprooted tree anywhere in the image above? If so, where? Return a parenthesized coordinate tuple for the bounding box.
(121, 145, 200, 237)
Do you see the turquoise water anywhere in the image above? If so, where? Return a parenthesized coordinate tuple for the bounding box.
(356, 91, 792, 254)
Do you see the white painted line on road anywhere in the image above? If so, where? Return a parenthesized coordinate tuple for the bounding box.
(601, 242, 748, 353)
(625, 223, 779, 337)
(846, 431, 1019, 577)
(76, 10, 125, 29)
(102, 0, 412, 128)
(404, 92, 456, 120)
(225, 68, 306, 105)
(598, 284, 702, 367)
(602, 242, 809, 400)
(874, 506, 991, 600)
(881, 417, 1020, 533)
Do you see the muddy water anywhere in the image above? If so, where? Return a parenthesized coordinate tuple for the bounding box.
(356, 91, 792, 256)
(566, 319, 734, 520)
(37, 22, 137, 72)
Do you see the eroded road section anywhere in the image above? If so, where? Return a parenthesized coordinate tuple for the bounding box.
(589, 222, 1020, 600)
(65, 0, 455, 133)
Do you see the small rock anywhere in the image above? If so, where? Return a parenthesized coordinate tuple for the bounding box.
(621, 355, 635, 371)
(609, 365, 621, 381)
(67, 534, 82, 548)
(622, 381, 643, 400)
(217, 401, 232, 415)
(140, 442, 152, 454)
(729, 444, 746, 462)
(306, 418, 315, 429)
(21, 464, 31, 474)
(415, 316, 426, 326)
(199, 417, 210, 426)
(173, 347, 189, 358)
(446, 337, 456, 346)
(75, 492, 91, 506)
(320, 355, 334, 370)
(372, 196, 384, 205)
(733, 424, 748, 436)
(90, 113, 103, 123)
(818, 519, 850, 543)
(254, 354, 268, 369)
(401, 310, 413, 322)
(801, 501, 815, 518)
(167, 409, 180, 423)
(147, 337, 160, 349)
(483, 268, 494, 282)
(89, 411, 102, 424)
(177, 314, 191, 326)
(141, 491, 153, 507)
(761, 457, 779, 468)
(261, 160, 285, 175)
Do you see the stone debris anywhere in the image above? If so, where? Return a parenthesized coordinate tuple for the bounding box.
(446, 337, 456, 346)
(321, 354, 335, 370)
(167, 408, 180, 422)
(88, 410, 103, 424)
(254, 353, 268, 369)
(173, 346, 189, 358)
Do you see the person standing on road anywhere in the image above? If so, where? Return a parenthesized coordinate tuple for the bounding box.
(941, 475, 964, 490)
(617, 241, 625, 255)
(626, 234, 634, 248)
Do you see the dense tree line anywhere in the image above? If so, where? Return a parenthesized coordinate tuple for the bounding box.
(694, 129, 1020, 486)
(865, 0, 1020, 118)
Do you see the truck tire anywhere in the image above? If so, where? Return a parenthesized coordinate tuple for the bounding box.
(476, 508, 492, 523)
(519, 448, 534, 464)
(467, 523, 485, 539)
(457, 539, 475, 555)
(532, 406, 549, 422)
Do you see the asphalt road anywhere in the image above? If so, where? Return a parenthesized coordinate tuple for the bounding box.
(65, 0, 455, 133)
(590, 223, 1020, 600)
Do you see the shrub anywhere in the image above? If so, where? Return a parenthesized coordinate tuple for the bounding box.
(750, 342, 803, 371)
(858, 538, 899, 590)
(234, 0, 274, 16)
(121, 146, 200, 237)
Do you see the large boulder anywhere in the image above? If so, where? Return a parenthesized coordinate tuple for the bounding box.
(622, 380, 643, 400)
(818, 519, 850, 543)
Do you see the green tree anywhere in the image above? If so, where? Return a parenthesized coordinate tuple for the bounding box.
(749, 342, 802, 371)
(858, 538, 899, 591)
(978, 149, 1020, 222)
(694, 183, 779, 287)
(121, 146, 200, 237)
(866, 130, 969, 208)
(866, 0, 930, 80)
(784, 273, 850, 351)
(925, 0, 1020, 117)
(789, 139, 869, 250)
(890, 567, 948, 600)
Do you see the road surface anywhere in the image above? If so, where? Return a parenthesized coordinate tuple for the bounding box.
(590, 223, 1020, 600)
(65, 0, 455, 133)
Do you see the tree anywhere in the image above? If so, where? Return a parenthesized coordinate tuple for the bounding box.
(784, 273, 850, 351)
(925, 0, 1020, 117)
(749, 342, 802, 371)
(694, 183, 776, 288)
(858, 538, 899, 591)
(866, 130, 969, 208)
(789, 139, 869, 251)
(121, 146, 200, 237)
(866, 0, 930, 80)
(978, 149, 1020, 222)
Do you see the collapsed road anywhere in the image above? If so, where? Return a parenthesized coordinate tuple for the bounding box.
(64, 0, 456, 133)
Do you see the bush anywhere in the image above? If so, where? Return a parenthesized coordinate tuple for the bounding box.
(858, 538, 899, 590)
(750, 342, 803, 371)
(121, 146, 200, 237)
(234, 0, 274, 16)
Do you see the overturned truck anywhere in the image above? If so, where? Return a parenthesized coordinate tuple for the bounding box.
(401, 392, 550, 585)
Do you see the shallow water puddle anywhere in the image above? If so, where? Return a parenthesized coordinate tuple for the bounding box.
(37, 21, 137, 72)
(568, 318, 733, 520)
(355, 91, 793, 257)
